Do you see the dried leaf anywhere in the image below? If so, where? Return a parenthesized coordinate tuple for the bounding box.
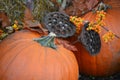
(85, 0, 99, 10)
(23, 8, 48, 34)
(56, 38, 77, 51)
(0, 12, 10, 28)
(64, 0, 99, 16)
(24, 20, 48, 34)
(24, 8, 34, 21)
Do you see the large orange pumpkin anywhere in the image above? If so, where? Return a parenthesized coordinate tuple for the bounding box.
(68, 3, 120, 76)
(0, 30, 79, 80)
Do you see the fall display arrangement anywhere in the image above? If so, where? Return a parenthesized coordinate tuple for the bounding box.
(0, 0, 120, 80)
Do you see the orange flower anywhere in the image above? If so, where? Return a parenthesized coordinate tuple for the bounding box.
(87, 10, 106, 33)
(96, 10, 106, 21)
(102, 31, 115, 43)
(70, 16, 84, 33)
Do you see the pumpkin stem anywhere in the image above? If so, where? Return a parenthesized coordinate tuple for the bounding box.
(33, 32, 57, 49)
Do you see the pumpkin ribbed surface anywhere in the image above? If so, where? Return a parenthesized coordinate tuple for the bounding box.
(67, 7, 120, 76)
(78, 8, 120, 76)
(0, 30, 79, 80)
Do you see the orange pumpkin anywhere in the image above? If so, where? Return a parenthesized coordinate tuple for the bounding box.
(0, 30, 79, 80)
(71, 7, 120, 76)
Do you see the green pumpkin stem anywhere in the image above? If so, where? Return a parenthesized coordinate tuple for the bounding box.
(33, 32, 57, 49)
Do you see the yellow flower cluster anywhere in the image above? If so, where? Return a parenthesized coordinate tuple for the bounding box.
(96, 11, 106, 26)
(70, 16, 84, 33)
(87, 22, 101, 33)
(69, 10, 116, 43)
(12, 20, 19, 31)
(102, 31, 115, 43)
(96, 10, 106, 21)
(87, 10, 106, 33)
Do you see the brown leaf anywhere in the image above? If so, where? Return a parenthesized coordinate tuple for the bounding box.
(64, 0, 100, 16)
(85, 0, 99, 10)
(0, 12, 10, 28)
(0, 29, 3, 35)
(24, 8, 34, 21)
(56, 38, 77, 51)
(23, 20, 48, 34)
(23, 8, 48, 34)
